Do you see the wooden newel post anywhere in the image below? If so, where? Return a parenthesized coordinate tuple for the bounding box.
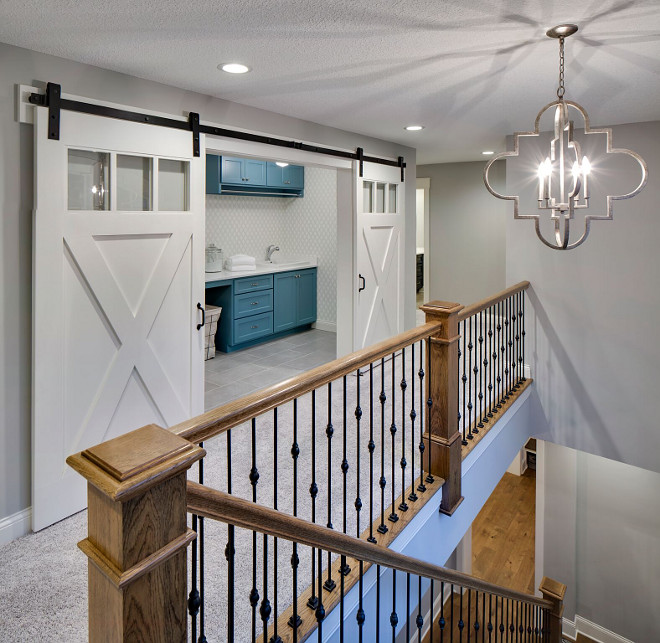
(67, 424, 205, 643)
(539, 576, 566, 643)
(420, 300, 464, 516)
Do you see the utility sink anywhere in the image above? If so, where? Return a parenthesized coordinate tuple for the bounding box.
(257, 258, 313, 269)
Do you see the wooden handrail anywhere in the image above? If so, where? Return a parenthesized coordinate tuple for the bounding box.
(187, 481, 553, 609)
(172, 320, 442, 444)
(457, 281, 530, 322)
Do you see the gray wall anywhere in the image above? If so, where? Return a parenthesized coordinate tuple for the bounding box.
(541, 441, 660, 640)
(507, 120, 660, 474)
(417, 160, 507, 305)
(0, 42, 415, 525)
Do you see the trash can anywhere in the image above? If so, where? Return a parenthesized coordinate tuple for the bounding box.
(204, 305, 222, 360)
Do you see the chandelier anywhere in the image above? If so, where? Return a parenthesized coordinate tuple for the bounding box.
(483, 24, 648, 250)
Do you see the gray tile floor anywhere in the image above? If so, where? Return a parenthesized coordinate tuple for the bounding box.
(204, 329, 337, 411)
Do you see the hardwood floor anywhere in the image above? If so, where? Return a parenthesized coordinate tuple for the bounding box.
(472, 469, 536, 595)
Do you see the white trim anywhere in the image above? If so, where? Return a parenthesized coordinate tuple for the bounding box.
(563, 617, 578, 640)
(573, 615, 635, 643)
(534, 440, 545, 596)
(416, 177, 431, 301)
(313, 320, 337, 333)
(0, 507, 32, 546)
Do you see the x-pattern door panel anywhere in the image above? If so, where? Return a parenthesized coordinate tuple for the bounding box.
(355, 162, 404, 349)
(32, 108, 204, 530)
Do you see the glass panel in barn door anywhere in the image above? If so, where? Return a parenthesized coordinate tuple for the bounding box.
(68, 149, 110, 210)
(117, 154, 153, 211)
(159, 159, 189, 211)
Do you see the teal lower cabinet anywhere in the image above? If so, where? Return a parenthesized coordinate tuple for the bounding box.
(206, 267, 317, 352)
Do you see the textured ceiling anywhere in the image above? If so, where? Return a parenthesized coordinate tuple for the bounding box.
(1, 0, 659, 163)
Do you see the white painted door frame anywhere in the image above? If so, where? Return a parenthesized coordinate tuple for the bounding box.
(416, 177, 431, 303)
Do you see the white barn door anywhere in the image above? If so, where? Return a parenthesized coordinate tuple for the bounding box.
(32, 107, 205, 530)
(354, 161, 405, 349)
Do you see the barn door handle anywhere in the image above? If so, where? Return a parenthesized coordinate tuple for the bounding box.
(358, 274, 366, 292)
(196, 302, 205, 331)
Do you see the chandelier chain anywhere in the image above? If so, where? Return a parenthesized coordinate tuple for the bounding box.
(557, 36, 565, 99)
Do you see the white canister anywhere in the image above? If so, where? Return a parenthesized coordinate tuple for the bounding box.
(205, 244, 224, 272)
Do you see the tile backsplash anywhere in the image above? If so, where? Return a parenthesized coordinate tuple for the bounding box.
(206, 167, 337, 326)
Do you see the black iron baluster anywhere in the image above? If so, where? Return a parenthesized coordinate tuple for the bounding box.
(467, 315, 474, 440)
(389, 352, 399, 523)
(406, 573, 411, 642)
(479, 310, 486, 429)
(500, 596, 505, 642)
(513, 295, 520, 390)
(487, 307, 494, 420)
(418, 341, 427, 493)
(468, 589, 472, 643)
(482, 591, 486, 643)
(308, 391, 318, 610)
(520, 292, 527, 382)
(509, 599, 514, 640)
(315, 550, 324, 642)
(505, 297, 511, 400)
(270, 409, 281, 643)
(439, 580, 445, 643)
(378, 358, 388, 535)
(488, 593, 492, 643)
(188, 511, 199, 643)
(198, 444, 206, 643)
(226, 429, 235, 643)
(399, 347, 408, 512)
(376, 565, 381, 641)
(459, 588, 465, 641)
(324, 382, 336, 592)
(461, 320, 468, 444)
(390, 570, 398, 642)
(409, 345, 418, 503)
(261, 531, 271, 643)
(450, 584, 455, 643)
(496, 301, 503, 409)
(430, 579, 434, 643)
(289, 401, 301, 636)
(474, 591, 480, 641)
(249, 419, 260, 643)
(341, 376, 350, 576)
(357, 561, 365, 642)
(511, 297, 517, 393)
(426, 339, 434, 484)
(355, 369, 363, 538)
(475, 313, 482, 434)
(340, 554, 345, 641)
(368, 363, 376, 543)
(416, 575, 423, 642)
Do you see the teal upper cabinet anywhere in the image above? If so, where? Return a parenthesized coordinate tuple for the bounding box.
(206, 154, 304, 196)
(266, 163, 305, 190)
(221, 156, 266, 186)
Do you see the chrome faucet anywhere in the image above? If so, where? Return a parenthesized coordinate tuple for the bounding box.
(266, 245, 280, 262)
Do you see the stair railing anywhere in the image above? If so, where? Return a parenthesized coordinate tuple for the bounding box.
(67, 282, 536, 642)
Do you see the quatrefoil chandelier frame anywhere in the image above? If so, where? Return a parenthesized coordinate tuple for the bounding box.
(483, 24, 648, 250)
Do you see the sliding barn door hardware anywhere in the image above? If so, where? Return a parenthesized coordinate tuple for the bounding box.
(28, 82, 405, 174)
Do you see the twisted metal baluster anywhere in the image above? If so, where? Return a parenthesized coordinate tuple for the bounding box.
(389, 352, 399, 523)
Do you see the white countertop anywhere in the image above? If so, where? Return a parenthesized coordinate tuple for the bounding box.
(205, 256, 317, 283)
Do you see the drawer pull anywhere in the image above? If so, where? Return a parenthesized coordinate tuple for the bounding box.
(251, 301, 259, 305)
(251, 325, 258, 329)
(250, 282, 259, 286)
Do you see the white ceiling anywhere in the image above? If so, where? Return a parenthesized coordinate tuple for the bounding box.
(2, 0, 659, 163)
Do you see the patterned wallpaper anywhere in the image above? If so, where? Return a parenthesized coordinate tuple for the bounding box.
(206, 167, 337, 326)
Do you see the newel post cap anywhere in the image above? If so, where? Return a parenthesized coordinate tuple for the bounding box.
(67, 423, 205, 502)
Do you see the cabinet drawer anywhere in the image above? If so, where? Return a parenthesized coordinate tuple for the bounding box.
(234, 274, 273, 294)
(234, 290, 273, 318)
(233, 312, 273, 344)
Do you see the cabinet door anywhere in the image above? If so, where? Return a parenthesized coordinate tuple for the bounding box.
(297, 269, 317, 326)
(266, 162, 285, 188)
(205, 154, 221, 194)
(283, 165, 304, 189)
(243, 159, 267, 185)
(221, 157, 244, 185)
(274, 272, 298, 333)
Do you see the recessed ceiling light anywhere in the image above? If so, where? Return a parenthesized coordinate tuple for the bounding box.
(404, 125, 424, 131)
(219, 63, 250, 74)
(275, 162, 289, 168)
(482, 150, 495, 155)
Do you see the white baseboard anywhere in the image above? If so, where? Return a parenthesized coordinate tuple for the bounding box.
(564, 615, 634, 643)
(312, 320, 336, 333)
(0, 507, 32, 547)
(524, 363, 532, 379)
